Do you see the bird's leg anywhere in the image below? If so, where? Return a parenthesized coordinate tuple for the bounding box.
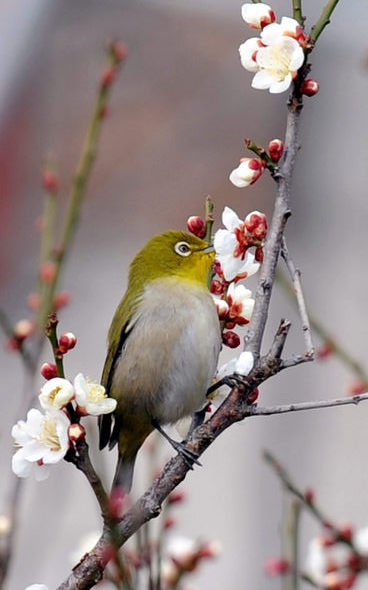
(206, 374, 246, 396)
(151, 419, 202, 469)
(185, 407, 207, 440)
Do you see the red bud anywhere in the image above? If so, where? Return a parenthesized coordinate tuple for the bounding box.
(187, 216, 206, 238)
(53, 291, 71, 310)
(210, 279, 224, 295)
(39, 262, 57, 283)
(40, 362, 58, 380)
(264, 557, 290, 576)
(42, 170, 59, 193)
(247, 388, 259, 404)
(100, 66, 116, 88)
(268, 139, 284, 162)
(301, 79, 320, 97)
(222, 331, 241, 348)
(168, 490, 186, 504)
(110, 41, 128, 63)
(58, 332, 77, 353)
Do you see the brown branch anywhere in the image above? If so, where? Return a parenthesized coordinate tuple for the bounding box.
(244, 93, 303, 359)
(249, 393, 368, 416)
(280, 237, 314, 359)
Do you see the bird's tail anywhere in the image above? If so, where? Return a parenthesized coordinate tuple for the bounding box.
(112, 452, 137, 493)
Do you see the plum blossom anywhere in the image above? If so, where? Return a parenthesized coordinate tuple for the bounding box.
(210, 351, 255, 408)
(241, 3, 275, 29)
(39, 377, 74, 410)
(214, 207, 260, 281)
(12, 409, 70, 481)
(229, 157, 264, 188)
(261, 16, 307, 46)
(239, 38, 264, 72)
(74, 373, 117, 416)
(252, 36, 304, 93)
(24, 585, 49, 590)
(227, 282, 255, 324)
(239, 16, 305, 94)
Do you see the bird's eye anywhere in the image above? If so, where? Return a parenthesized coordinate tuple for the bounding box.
(174, 241, 191, 257)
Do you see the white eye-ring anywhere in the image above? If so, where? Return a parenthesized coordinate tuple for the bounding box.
(174, 241, 191, 257)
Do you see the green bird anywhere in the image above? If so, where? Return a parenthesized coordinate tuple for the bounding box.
(99, 230, 221, 492)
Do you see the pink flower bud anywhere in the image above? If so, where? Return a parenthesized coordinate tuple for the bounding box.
(210, 279, 224, 295)
(247, 387, 259, 404)
(14, 319, 34, 341)
(255, 246, 264, 262)
(347, 380, 367, 395)
(305, 488, 315, 503)
(213, 260, 223, 277)
(316, 343, 334, 359)
(214, 299, 229, 320)
(39, 261, 57, 283)
(268, 139, 284, 162)
(241, 3, 276, 29)
(197, 541, 222, 559)
(339, 523, 353, 542)
(187, 216, 206, 238)
(164, 516, 176, 529)
(110, 41, 128, 63)
(42, 170, 59, 193)
(68, 423, 86, 442)
(6, 338, 20, 351)
(229, 158, 264, 188)
(40, 362, 58, 380)
(245, 211, 268, 239)
(264, 557, 290, 577)
(59, 332, 77, 354)
(168, 490, 186, 504)
(100, 66, 116, 88)
(222, 331, 241, 349)
(53, 290, 71, 310)
(27, 292, 40, 310)
(301, 79, 320, 97)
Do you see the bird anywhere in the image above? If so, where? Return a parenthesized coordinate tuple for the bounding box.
(99, 230, 221, 492)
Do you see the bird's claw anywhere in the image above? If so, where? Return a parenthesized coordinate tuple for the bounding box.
(174, 440, 202, 468)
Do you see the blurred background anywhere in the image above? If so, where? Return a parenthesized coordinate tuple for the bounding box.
(1, 0, 368, 588)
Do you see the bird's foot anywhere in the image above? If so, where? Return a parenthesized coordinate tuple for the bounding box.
(152, 419, 201, 469)
(207, 374, 246, 396)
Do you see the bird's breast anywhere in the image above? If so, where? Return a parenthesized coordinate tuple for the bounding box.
(111, 277, 221, 424)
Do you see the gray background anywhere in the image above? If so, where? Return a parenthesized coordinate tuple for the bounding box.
(1, 0, 368, 588)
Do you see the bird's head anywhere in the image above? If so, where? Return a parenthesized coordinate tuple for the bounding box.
(129, 231, 214, 287)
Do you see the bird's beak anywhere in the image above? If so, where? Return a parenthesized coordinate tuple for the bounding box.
(201, 244, 215, 253)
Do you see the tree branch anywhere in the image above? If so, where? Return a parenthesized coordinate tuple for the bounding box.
(249, 393, 368, 416)
(310, 0, 341, 44)
(280, 237, 314, 359)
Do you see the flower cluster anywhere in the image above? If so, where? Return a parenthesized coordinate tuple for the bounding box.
(11, 373, 116, 481)
(211, 206, 267, 351)
(161, 536, 221, 588)
(239, 3, 308, 94)
(305, 525, 368, 590)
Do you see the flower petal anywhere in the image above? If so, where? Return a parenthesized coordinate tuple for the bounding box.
(222, 206, 242, 231)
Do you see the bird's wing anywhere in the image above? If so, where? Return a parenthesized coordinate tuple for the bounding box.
(99, 292, 141, 451)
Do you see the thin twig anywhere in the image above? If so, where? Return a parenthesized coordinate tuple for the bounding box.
(0, 308, 36, 373)
(37, 45, 126, 333)
(244, 92, 302, 358)
(283, 496, 301, 590)
(204, 196, 214, 243)
(310, 0, 341, 44)
(249, 393, 368, 416)
(280, 237, 314, 358)
(292, 0, 304, 25)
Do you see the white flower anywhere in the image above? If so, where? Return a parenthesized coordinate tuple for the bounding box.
(74, 373, 117, 416)
(241, 3, 275, 29)
(261, 16, 300, 45)
(211, 351, 254, 407)
(229, 157, 264, 188)
(214, 206, 260, 282)
(239, 38, 263, 72)
(39, 377, 74, 411)
(12, 409, 70, 481)
(304, 537, 354, 588)
(24, 585, 49, 590)
(354, 526, 368, 553)
(227, 282, 255, 324)
(252, 36, 304, 93)
(167, 536, 198, 568)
